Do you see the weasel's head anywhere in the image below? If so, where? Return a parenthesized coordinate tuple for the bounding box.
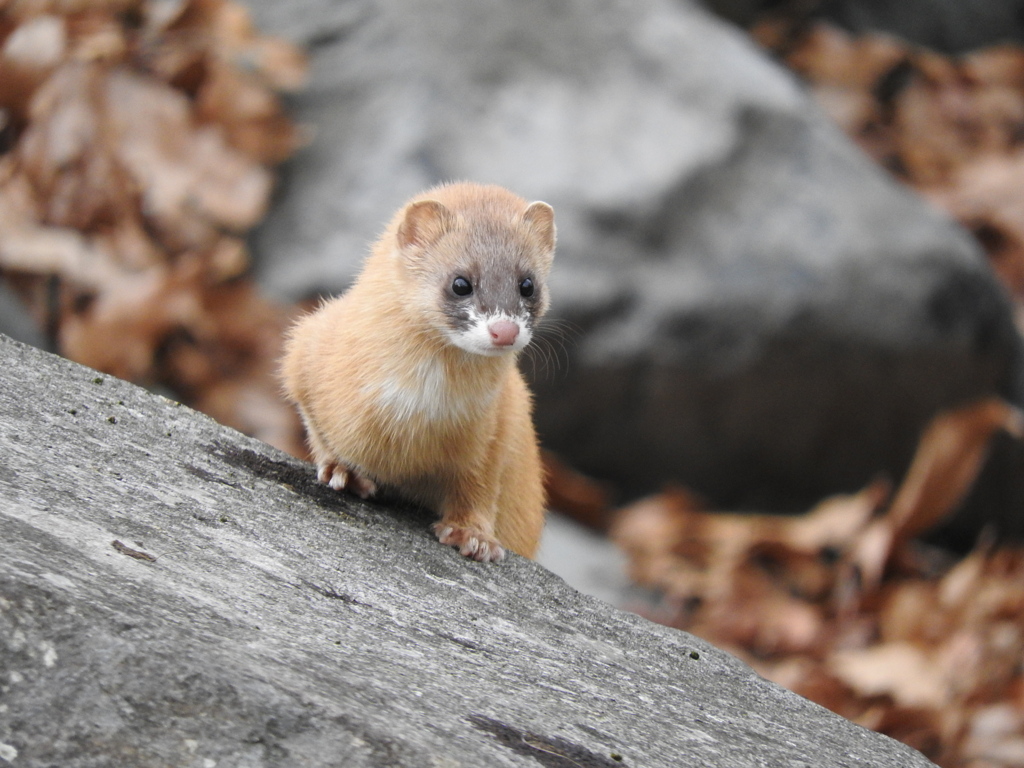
(394, 184, 556, 357)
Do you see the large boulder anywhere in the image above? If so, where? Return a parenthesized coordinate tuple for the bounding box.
(245, 0, 1023, 531)
(0, 333, 936, 766)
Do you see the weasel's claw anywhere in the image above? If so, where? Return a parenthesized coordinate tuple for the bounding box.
(433, 523, 505, 563)
(318, 462, 377, 499)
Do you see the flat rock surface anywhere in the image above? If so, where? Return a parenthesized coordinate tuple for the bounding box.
(0, 333, 935, 767)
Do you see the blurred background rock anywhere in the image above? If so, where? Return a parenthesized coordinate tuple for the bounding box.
(243, 0, 1024, 547)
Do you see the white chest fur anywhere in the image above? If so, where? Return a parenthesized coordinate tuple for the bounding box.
(367, 357, 495, 423)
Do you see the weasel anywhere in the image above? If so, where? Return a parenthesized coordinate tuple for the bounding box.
(281, 182, 555, 562)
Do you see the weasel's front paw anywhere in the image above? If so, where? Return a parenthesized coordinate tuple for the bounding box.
(433, 524, 506, 563)
(317, 462, 378, 499)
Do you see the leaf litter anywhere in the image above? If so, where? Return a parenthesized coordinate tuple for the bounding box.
(0, 0, 308, 456)
(592, 397, 1024, 767)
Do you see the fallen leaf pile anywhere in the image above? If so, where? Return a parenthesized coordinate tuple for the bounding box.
(754, 17, 1024, 314)
(0, 0, 307, 455)
(599, 398, 1024, 767)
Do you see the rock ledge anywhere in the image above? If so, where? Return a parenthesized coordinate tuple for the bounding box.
(0, 334, 933, 767)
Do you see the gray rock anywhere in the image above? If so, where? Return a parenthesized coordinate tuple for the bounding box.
(536, 512, 632, 607)
(245, 0, 1023, 531)
(0, 333, 937, 767)
(0, 283, 47, 350)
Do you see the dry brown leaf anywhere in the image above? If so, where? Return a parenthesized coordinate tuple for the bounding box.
(138, 0, 307, 93)
(878, 580, 947, 645)
(4, 1, 136, 19)
(104, 68, 271, 239)
(609, 489, 699, 585)
(963, 705, 1024, 766)
(843, 398, 1023, 595)
(830, 642, 949, 709)
(927, 153, 1024, 298)
(888, 398, 1024, 542)
(785, 478, 889, 552)
(962, 45, 1024, 88)
(541, 450, 613, 530)
(59, 263, 206, 381)
(842, 517, 896, 597)
(3, 14, 65, 69)
(892, 64, 980, 186)
(783, 23, 906, 90)
(195, 58, 303, 164)
(701, 582, 826, 657)
(244, 35, 308, 92)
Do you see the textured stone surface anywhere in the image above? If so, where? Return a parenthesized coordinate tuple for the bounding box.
(243, 0, 1022, 531)
(0, 333, 937, 767)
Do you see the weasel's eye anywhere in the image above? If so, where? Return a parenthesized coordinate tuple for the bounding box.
(519, 278, 535, 298)
(451, 276, 473, 296)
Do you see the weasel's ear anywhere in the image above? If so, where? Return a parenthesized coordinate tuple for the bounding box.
(397, 200, 452, 249)
(523, 201, 556, 253)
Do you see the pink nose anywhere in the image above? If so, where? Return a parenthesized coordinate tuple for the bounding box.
(488, 320, 520, 347)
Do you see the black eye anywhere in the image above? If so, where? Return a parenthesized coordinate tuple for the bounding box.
(452, 277, 472, 296)
(519, 278, 534, 298)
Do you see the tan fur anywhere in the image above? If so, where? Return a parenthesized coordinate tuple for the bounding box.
(280, 183, 555, 561)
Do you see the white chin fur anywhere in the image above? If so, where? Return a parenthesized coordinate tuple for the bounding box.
(447, 314, 532, 356)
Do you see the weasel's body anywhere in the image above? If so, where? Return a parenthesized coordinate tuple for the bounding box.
(281, 183, 555, 561)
